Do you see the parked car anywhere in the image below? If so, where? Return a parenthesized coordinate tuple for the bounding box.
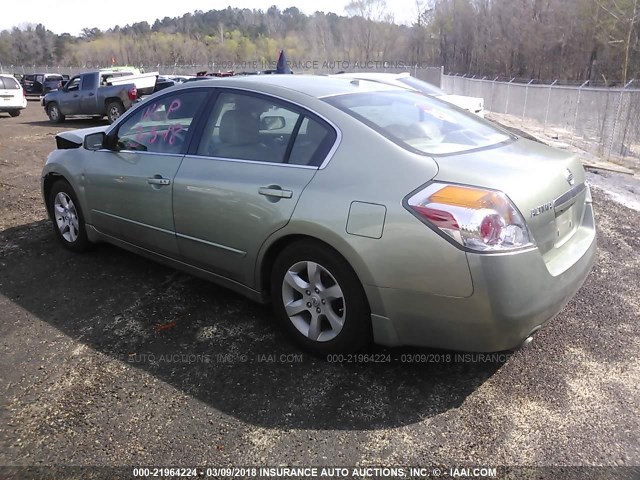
(0, 74, 27, 117)
(42, 71, 137, 124)
(153, 76, 176, 93)
(169, 76, 197, 83)
(333, 72, 485, 117)
(21, 73, 67, 96)
(41, 75, 596, 354)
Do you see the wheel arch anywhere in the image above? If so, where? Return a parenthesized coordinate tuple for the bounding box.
(42, 170, 90, 225)
(42, 172, 66, 215)
(256, 228, 376, 303)
(104, 97, 124, 109)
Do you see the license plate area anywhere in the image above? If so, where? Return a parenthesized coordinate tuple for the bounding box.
(555, 205, 578, 246)
(553, 183, 586, 247)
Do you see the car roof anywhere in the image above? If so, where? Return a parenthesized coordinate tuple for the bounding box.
(333, 72, 410, 81)
(175, 74, 403, 99)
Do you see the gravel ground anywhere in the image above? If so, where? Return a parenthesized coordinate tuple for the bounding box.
(0, 103, 639, 477)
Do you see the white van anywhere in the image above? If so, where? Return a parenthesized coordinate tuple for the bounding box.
(0, 74, 27, 117)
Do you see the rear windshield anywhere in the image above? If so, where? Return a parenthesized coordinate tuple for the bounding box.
(324, 90, 511, 155)
(397, 76, 445, 96)
(0, 76, 20, 89)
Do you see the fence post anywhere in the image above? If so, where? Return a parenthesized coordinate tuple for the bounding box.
(618, 79, 635, 159)
(543, 80, 558, 136)
(490, 76, 499, 113)
(522, 79, 535, 126)
(570, 80, 589, 146)
(608, 79, 634, 160)
(505, 77, 515, 114)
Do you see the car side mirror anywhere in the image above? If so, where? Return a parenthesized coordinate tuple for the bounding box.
(84, 132, 106, 151)
(260, 115, 286, 131)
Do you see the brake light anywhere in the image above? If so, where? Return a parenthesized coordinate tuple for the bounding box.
(128, 87, 137, 101)
(406, 183, 534, 252)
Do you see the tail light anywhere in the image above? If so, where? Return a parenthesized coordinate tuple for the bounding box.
(406, 183, 535, 252)
(128, 87, 137, 101)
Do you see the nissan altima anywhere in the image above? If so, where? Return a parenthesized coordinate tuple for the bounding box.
(41, 75, 596, 354)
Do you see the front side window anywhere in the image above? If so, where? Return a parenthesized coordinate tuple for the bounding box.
(197, 91, 335, 166)
(325, 90, 511, 155)
(66, 77, 80, 91)
(116, 90, 207, 154)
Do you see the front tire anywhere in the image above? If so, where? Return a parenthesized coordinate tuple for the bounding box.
(271, 240, 372, 354)
(48, 180, 91, 253)
(47, 103, 65, 123)
(8, 110, 20, 117)
(106, 100, 124, 124)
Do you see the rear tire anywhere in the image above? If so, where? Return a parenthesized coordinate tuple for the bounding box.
(8, 110, 20, 117)
(48, 179, 91, 253)
(106, 100, 124, 124)
(270, 240, 372, 355)
(47, 103, 65, 123)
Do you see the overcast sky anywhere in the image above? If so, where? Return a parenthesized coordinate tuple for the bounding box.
(3, 0, 419, 35)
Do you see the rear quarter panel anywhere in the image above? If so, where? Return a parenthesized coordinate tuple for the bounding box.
(254, 96, 474, 300)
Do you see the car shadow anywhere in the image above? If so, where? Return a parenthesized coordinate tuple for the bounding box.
(0, 220, 506, 430)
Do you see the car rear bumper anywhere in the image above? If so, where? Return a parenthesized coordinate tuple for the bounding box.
(367, 202, 597, 352)
(0, 97, 27, 111)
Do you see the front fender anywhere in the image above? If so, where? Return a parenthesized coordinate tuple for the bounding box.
(41, 151, 92, 225)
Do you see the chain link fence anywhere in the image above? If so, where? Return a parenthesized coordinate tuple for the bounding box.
(4, 61, 637, 166)
(442, 74, 640, 166)
(0, 63, 443, 84)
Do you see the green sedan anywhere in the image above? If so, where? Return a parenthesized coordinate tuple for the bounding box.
(41, 75, 596, 354)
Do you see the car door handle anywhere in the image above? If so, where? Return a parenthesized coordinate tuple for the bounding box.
(259, 186, 293, 199)
(73, 94, 79, 98)
(147, 177, 171, 186)
(88, 93, 95, 97)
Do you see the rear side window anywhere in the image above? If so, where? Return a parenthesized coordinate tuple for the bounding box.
(196, 91, 336, 166)
(0, 76, 20, 89)
(81, 74, 97, 91)
(288, 117, 335, 166)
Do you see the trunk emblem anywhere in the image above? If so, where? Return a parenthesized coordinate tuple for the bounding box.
(531, 201, 553, 217)
(565, 168, 575, 186)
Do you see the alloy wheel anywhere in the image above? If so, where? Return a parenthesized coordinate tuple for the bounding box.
(54, 192, 80, 243)
(281, 261, 346, 342)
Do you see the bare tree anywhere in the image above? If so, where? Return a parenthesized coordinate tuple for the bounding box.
(595, 0, 640, 83)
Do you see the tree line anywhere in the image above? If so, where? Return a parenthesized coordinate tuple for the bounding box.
(0, 0, 637, 84)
